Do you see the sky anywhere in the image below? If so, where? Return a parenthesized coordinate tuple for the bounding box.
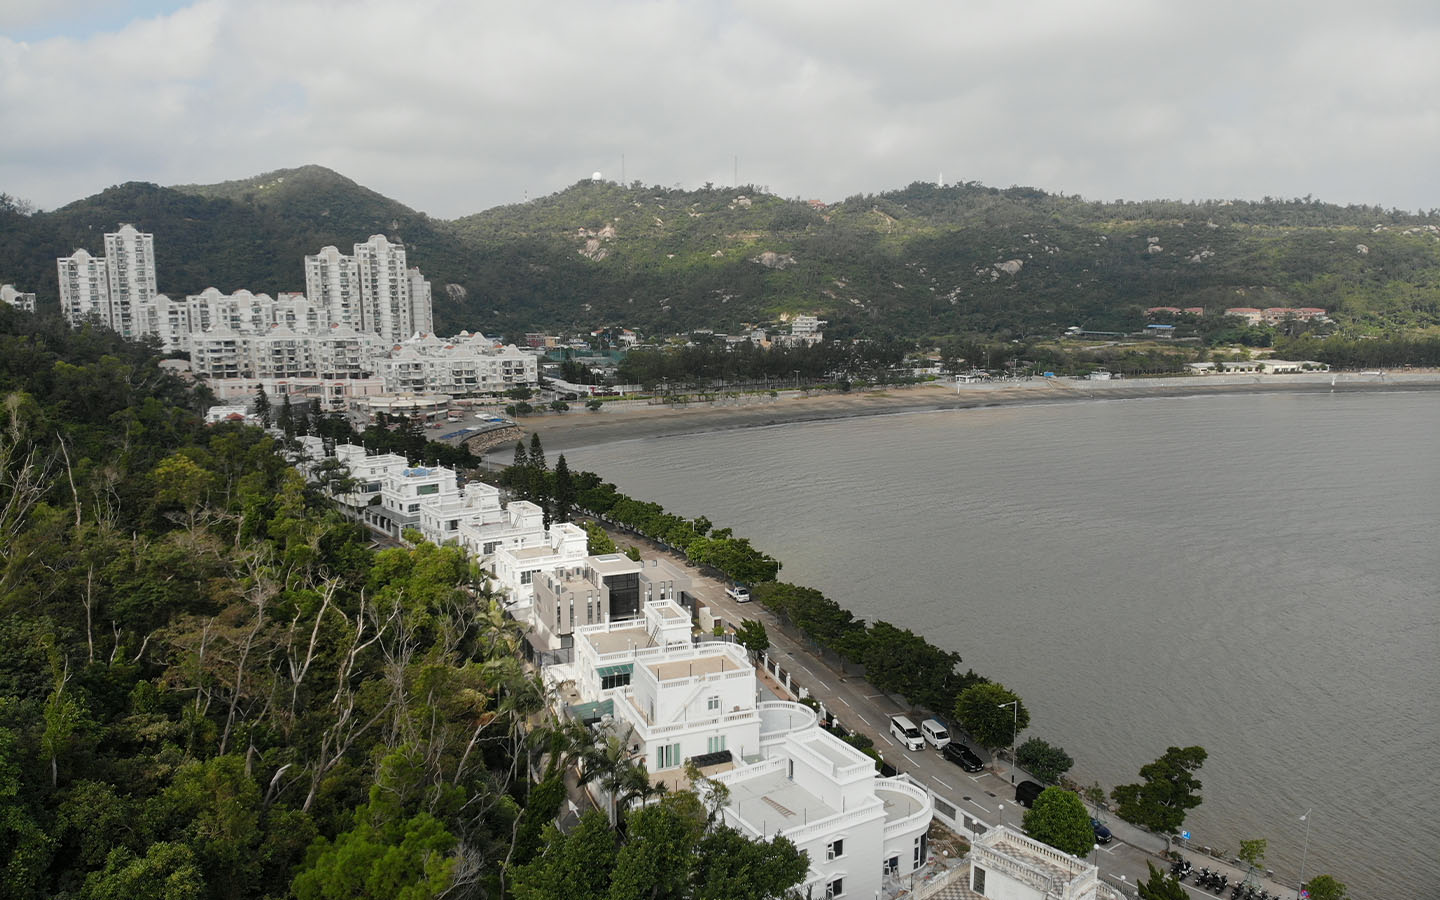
(3, 0, 1438, 219)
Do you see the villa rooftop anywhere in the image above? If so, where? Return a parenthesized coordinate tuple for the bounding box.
(585, 624, 655, 655)
(648, 654, 745, 680)
(727, 767, 838, 836)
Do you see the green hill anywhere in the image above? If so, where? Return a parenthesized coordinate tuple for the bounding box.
(4, 167, 1439, 339)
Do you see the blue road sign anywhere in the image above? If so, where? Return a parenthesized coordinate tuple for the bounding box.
(1181, 831, 1191, 841)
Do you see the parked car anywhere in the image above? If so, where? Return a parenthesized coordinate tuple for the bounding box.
(1015, 780, 1045, 808)
(725, 585, 751, 603)
(941, 742, 984, 772)
(1091, 818, 1112, 844)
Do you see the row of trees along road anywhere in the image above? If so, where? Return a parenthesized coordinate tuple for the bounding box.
(0, 306, 809, 900)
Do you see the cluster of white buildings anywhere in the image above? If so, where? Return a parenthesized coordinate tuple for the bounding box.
(292, 438, 938, 899)
(1223, 306, 1328, 325)
(2, 284, 37, 313)
(55, 226, 538, 405)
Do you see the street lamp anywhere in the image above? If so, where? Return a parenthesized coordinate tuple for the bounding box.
(1297, 808, 1313, 899)
(997, 802, 1005, 831)
(998, 700, 1019, 784)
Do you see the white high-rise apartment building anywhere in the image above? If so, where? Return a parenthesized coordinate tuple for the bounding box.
(102, 224, 157, 338)
(407, 267, 434, 335)
(303, 246, 363, 330)
(355, 234, 412, 344)
(57, 249, 110, 326)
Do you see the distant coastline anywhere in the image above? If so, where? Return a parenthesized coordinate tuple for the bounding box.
(498, 371, 1440, 454)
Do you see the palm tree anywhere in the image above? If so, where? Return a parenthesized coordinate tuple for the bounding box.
(579, 729, 646, 827)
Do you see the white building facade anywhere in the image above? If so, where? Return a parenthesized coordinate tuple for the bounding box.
(1, 284, 37, 313)
(57, 249, 110, 326)
(101, 224, 157, 338)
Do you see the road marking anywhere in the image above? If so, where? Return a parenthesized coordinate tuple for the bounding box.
(884, 734, 900, 747)
(935, 777, 955, 791)
(968, 800, 990, 813)
(838, 697, 851, 706)
(865, 694, 883, 699)
(855, 714, 871, 726)
(903, 754, 919, 767)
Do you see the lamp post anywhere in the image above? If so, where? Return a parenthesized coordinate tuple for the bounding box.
(997, 802, 1005, 831)
(998, 700, 1019, 784)
(1297, 808, 1313, 899)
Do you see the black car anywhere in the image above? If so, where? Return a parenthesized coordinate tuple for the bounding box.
(1091, 818, 1112, 844)
(1015, 780, 1045, 808)
(941, 742, 984, 772)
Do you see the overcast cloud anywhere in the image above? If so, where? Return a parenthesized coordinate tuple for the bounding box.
(2, 0, 1438, 217)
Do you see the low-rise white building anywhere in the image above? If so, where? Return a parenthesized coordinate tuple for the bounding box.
(494, 528, 593, 613)
(713, 701, 933, 900)
(456, 496, 546, 560)
(376, 332, 538, 395)
(550, 605, 933, 900)
(916, 825, 1120, 900)
(2, 284, 37, 313)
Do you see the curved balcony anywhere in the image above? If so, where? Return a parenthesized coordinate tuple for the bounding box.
(758, 700, 818, 739)
(877, 776, 932, 841)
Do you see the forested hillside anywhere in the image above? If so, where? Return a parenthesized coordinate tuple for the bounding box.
(0, 306, 805, 900)
(4, 167, 1439, 340)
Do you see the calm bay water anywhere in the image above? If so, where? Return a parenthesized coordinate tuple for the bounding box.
(565, 391, 1440, 899)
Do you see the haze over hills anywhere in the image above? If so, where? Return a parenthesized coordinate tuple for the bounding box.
(4, 165, 1438, 341)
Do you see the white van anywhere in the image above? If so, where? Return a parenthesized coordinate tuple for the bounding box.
(889, 714, 924, 751)
(921, 717, 951, 749)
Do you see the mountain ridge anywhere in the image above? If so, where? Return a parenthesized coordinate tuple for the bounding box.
(5, 165, 1439, 339)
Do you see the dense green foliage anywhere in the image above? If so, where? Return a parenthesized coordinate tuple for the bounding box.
(953, 684, 1030, 752)
(616, 338, 910, 389)
(751, 582, 985, 717)
(497, 460, 782, 584)
(1015, 737, 1074, 784)
(6, 168, 1439, 341)
(1021, 787, 1095, 858)
(1302, 874, 1350, 900)
(515, 798, 805, 900)
(1111, 746, 1208, 837)
(0, 305, 804, 900)
(1137, 863, 1189, 900)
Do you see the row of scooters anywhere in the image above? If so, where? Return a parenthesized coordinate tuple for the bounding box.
(1170, 859, 1277, 900)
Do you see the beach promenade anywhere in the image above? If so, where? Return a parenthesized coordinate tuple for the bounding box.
(485, 371, 1440, 456)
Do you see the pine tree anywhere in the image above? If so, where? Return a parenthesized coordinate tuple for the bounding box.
(528, 433, 547, 470)
(278, 394, 295, 437)
(254, 384, 271, 427)
(552, 455, 576, 524)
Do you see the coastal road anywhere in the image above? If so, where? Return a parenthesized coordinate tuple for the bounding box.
(605, 525, 1298, 899)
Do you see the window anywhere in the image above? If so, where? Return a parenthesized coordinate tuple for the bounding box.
(417, 483, 439, 495)
(706, 696, 721, 711)
(656, 743, 681, 770)
(600, 670, 631, 691)
(972, 868, 986, 894)
(483, 541, 500, 554)
(826, 839, 844, 861)
(825, 878, 844, 899)
(707, 735, 726, 754)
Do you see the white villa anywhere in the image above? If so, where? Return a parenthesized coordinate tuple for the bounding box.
(915, 826, 1122, 900)
(545, 600, 933, 900)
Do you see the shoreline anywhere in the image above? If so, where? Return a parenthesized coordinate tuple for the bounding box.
(495, 372, 1440, 454)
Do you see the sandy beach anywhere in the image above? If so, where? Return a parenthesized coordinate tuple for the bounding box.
(493, 371, 1440, 455)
